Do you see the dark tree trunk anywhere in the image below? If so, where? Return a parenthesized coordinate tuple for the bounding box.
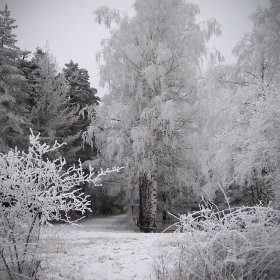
(138, 176, 154, 232)
(261, 168, 271, 206)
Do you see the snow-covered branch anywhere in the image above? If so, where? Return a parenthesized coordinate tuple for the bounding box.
(0, 131, 121, 278)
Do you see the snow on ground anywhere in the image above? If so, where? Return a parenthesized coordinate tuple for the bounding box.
(39, 215, 175, 280)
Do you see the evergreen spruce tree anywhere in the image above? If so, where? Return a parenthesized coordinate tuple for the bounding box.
(63, 60, 100, 165)
(0, 5, 29, 151)
(28, 47, 80, 161)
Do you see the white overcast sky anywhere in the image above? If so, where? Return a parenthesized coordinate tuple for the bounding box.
(3, 0, 270, 98)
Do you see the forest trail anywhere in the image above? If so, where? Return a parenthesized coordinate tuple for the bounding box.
(39, 214, 170, 279)
(68, 214, 138, 233)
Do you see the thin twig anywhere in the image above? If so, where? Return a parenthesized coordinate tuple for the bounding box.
(217, 182, 231, 212)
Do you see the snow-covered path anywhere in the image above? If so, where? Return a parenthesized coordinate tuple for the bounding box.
(39, 215, 171, 279)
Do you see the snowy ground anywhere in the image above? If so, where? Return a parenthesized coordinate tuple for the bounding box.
(39, 215, 175, 280)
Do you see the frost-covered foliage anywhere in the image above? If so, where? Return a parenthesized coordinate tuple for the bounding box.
(196, 0, 280, 206)
(0, 130, 119, 279)
(154, 204, 280, 280)
(233, 0, 280, 87)
(86, 0, 222, 229)
(197, 77, 280, 205)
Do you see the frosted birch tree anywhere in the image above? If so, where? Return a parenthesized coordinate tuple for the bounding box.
(85, 0, 221, 231)
(198, 0, 280, 206)
(230, 0, 280, 205)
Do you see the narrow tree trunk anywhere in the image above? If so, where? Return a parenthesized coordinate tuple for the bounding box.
(148, 148, 158, 231)
(138, 177, 144, 230)
(138, 176, 150, 232)
(91, 193, 96, 217)
(261, 168, 271, 206)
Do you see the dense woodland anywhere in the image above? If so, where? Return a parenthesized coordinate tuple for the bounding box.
(1, 0, 280, 225)
(85, 0, 280, 231)
(1, 0, 280, 279)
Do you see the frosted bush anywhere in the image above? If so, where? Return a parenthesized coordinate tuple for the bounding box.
(0, 130, 120, 279)
(154, 204, 280, 280)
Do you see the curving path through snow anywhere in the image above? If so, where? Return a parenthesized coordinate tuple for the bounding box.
(67, 214, 138, 233)
(39, 215, 172, 279)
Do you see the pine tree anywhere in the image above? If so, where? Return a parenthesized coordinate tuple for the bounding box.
(28, 47, 79, 160)
(0, 5, 29, 152)
(64, 60, 99, 108)
(63, 60, 100, 165)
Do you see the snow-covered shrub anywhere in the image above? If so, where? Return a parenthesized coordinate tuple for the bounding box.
(154, 204, 280, 280)
(0, 130, 120, 279)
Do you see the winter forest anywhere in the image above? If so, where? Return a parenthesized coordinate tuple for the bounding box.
(1, 0, 280, 279)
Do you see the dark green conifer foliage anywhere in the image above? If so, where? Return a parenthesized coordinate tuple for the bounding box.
(28, 48, 80, 161)
(0, 5, 29, 151)
(63, 60, 100, 165)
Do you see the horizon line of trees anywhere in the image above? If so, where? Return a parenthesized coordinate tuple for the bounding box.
(0, 4, 100, 168)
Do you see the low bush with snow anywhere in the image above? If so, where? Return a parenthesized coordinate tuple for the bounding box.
(0, 130, 120, 279)
(154, 204, 280, 280)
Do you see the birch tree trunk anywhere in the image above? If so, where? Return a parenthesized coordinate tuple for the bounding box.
(139, 171, 157, 233)
(139, 176, 151, 232)
(147, 131, 158, 231)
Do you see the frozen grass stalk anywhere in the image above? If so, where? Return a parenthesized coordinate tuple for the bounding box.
(154, 190, 280, 280)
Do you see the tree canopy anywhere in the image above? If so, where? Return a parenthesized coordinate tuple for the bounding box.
(0, 4, 29, 152)
(85, 0, 222, 231)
